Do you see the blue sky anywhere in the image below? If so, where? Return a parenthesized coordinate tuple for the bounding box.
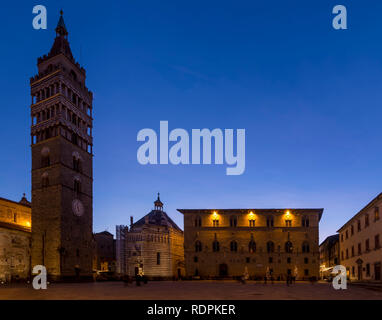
(1, 1, 382, 241)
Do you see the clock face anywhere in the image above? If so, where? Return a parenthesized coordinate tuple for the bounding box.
(72, 199, 84, 217)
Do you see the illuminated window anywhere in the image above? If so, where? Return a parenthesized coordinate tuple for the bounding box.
(375, 207, 380, 222)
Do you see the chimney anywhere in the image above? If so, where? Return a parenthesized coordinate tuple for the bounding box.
(130, 216, 133, 226)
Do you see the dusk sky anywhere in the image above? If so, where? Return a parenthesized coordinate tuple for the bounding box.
(1, 0, 382, 242)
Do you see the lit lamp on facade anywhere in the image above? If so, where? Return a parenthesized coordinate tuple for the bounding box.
(25, 221, 31, 228)
(248, 211, 255, 227)
(212, 211, 219, 227)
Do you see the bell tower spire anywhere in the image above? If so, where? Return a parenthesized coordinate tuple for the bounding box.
(55, 10, 68, 37)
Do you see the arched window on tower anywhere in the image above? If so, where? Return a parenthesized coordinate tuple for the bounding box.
(72, 152, 81, 172)
(74, 178, 81, 195)
(41, 147, 50, 167)
(41, 172, 49, 188)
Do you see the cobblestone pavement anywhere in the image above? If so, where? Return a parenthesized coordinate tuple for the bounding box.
(0, 281, 381, 300)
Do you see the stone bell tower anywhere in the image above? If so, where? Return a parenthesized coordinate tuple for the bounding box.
(30, 11, 93, 281)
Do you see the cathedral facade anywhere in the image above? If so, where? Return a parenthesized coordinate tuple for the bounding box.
(178, 208, 323, 280)
(125, 195, 184, 279)
(30, 12, 94, 281)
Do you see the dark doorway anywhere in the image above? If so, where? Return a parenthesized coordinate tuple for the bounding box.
(177, 268, 181, 279)
(134, 267, 139, 276)
(375, 263, 381, 281)
(219, 264, 228, 277)
(357, 265, 362, 281)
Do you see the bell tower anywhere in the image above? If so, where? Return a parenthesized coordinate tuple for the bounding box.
(30, 11, 93, 280)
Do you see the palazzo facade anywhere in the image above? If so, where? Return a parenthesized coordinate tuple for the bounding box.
(179, 208, 323, 280)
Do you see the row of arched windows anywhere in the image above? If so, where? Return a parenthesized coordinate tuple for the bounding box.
(194, 216, 311, 227)
(194, 240, 310, 253)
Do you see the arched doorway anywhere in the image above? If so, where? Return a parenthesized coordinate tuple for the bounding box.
(219, 263, 228, 277)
